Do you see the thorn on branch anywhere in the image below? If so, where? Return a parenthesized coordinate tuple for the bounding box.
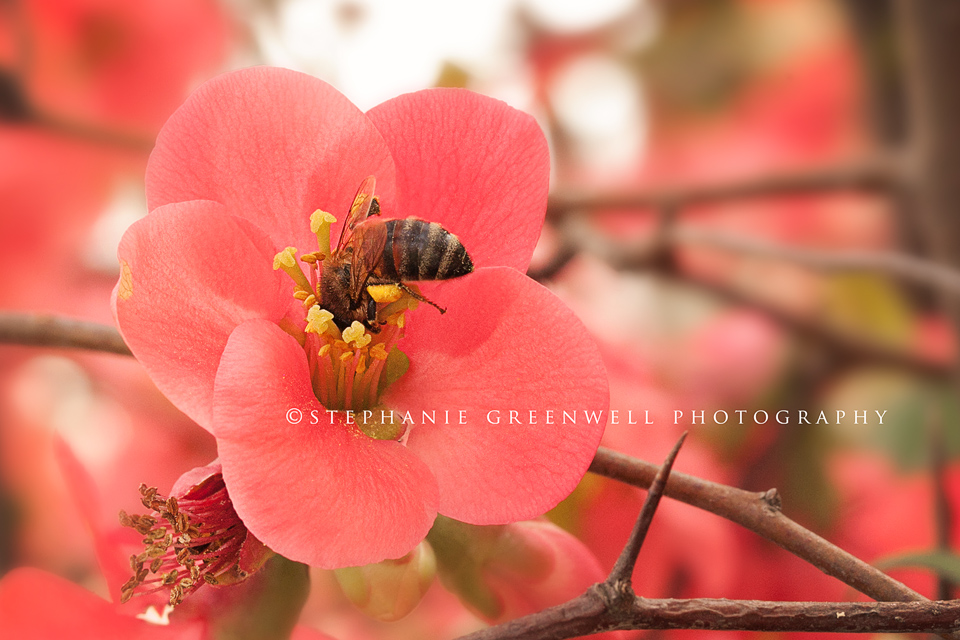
(607, 432, 688, 589)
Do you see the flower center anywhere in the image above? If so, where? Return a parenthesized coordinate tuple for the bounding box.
(119, 474, 261, 606)
(273, 209, 416, 418)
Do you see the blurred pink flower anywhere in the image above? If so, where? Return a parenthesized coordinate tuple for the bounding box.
(113, 67, 608, 569)
(430, 517, 627, 640)
(0, 566, 334, 640)
(0, 567, 204, 640)
(1, 0, 231, 134)
(55, 439, 322, 636)
(0, 127, 121, 308)
(473, 520, 620, 633)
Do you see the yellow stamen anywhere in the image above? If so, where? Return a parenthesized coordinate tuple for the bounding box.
(302, 294, 318, 309)
(293, 290, 310, 301)
(273, 247, 314, 293)
(306, 307, 335, 335)
(370, 344, 388, 360)
(355, 352, 367, 374)
(310, 210, 337, 257)
(355, 335, 372, 349)
(342, 321, 371, 348)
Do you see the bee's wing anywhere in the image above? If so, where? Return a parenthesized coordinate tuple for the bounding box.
(346, 222, 388, 301)
(336, 175, 378, 251)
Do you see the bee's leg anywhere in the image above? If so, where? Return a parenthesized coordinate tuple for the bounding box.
(364, 295, 382, 333)
(397, 282, 446, 314)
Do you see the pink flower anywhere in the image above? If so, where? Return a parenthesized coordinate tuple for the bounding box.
(431, 517, 625, 639)
(0, 567, 334, 640)
(54, 439, 322, 635)
(0, 568, 204, 640)
(2, 0, 231, 134)
(117, 461, 273, 607)
(0, 127, 120, 308)
(113, 67, 608, 568)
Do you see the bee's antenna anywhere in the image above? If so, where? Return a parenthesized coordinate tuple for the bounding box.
(398, 283, 446, 314)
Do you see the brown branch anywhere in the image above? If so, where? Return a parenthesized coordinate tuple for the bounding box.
(0, 313, 131, 356)
(457, 593, 960, 640)
(589, 447, 926, 604)
(540, 215, 954, 378)
(931, 411, 954, 600)
(29, 109, 156, 153)
(679, 271, 952, 378)
(456, 444, 958, 640)
(546, 160, 899, 219)
(673, 227, 960, 296)
(0, 318, 953, 636)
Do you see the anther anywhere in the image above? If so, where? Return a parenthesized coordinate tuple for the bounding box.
(310, 210, 337, 257)
(306, 306, 335, 335)
(342, 321, 371, 348)
(273, 247, 314, 293)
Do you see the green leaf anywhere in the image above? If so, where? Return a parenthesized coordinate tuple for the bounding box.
(207, 555, 310, 640)
(876, 551, 960, 584)
(426, 516, 504, 620)
(822, 274, 913, 346)
(379, 347, 410, 395)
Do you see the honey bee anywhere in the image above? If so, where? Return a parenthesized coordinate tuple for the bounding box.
(320, 176, 474, 331)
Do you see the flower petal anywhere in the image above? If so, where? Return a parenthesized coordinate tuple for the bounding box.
(213, 319, 439, 568)
(0, 568, 201, 640)
(366, 89, 549, 272)
(146, 66, 397, 252)
(113, 200, 287, 428)
(387, 267, 608, 523)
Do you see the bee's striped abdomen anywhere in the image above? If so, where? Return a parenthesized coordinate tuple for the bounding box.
(382, 218, 474, 281)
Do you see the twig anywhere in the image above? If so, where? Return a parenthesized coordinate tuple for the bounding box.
(456, 596, 960, 639)
(29, 109, 155, 153)
(456, 441, 959, 640)
(931, 409, 954, 600)
(0, 313, 131, 356)
(541, 214, 954, 377)
(546, 160, 898, 219)
(608, 432, 686, 586)
(673, 227, 960, 297)
(679, 271, 953, 378)
(589, 447, 926, 604)
(0, 315, 948, 616)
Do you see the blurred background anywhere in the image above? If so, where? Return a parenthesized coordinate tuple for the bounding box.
(1, 0, 959, 638)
